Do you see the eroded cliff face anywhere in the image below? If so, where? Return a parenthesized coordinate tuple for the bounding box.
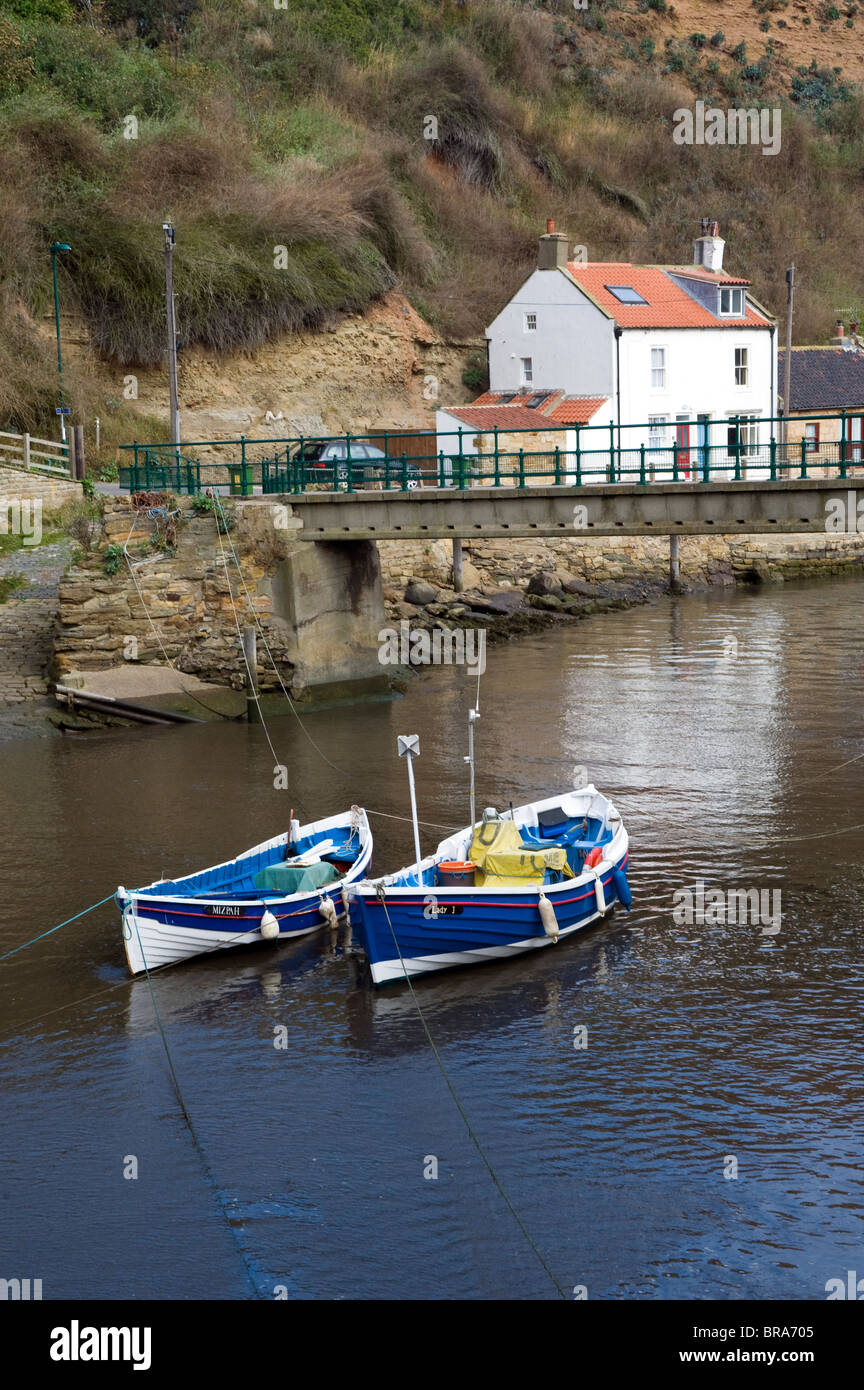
(46, 292, 481, 445)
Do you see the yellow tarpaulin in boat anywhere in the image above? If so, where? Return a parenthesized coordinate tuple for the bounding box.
(469, 818, 568, 887)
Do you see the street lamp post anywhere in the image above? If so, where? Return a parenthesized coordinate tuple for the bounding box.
(50, 241, 72, 442)
(162, 222, 181, 465)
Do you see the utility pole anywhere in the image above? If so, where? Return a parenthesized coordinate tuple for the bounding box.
(50, 242, 72, 442)
(163, 221, 180, 463)
(782, 265, 795, 453)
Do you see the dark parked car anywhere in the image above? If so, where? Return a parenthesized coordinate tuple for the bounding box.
(290, 439, 425, 489)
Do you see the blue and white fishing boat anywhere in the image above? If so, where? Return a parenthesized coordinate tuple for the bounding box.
(345, 726, 630, 985)
(118, 806, 371, 975)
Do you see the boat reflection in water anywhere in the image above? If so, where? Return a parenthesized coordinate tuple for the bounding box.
(123, 910, 634, 1058)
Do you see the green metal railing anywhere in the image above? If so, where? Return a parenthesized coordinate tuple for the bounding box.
(118, 412, 864, 496)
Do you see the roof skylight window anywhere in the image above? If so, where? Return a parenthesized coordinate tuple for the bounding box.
(605, 285, 648, 305)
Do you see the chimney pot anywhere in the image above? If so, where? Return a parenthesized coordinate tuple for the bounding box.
(836, 319, 845, 337)
(546, 217, 555, 235)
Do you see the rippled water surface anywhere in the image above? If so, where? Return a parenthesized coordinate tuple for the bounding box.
(2, 579, 863, 1299)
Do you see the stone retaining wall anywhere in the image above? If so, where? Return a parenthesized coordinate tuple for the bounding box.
(55, 498, 864, 690)
(378, 531, 864, 594)
(0, 465, 82, 511)
(55, 498, 295, 688)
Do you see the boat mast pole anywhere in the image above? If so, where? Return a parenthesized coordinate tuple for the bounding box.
(397, 735, 423, 884)
(466, 706, 479, 831)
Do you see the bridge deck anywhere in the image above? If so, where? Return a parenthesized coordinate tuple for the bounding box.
(271, 478, 864, 541)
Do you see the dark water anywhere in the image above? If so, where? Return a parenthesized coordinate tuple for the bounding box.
(2, 579, 864, 1301)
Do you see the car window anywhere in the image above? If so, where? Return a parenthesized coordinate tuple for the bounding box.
(324, 444, 346, 460)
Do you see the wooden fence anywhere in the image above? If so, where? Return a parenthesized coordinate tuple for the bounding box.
(0, 429, 74, 478)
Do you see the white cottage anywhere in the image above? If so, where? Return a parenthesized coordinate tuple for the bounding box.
(438, 220, 778, 481)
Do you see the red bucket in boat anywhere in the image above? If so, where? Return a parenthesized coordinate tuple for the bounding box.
(438, 861, 476, 887)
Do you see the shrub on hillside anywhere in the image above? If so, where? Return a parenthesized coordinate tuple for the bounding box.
(0, 16, 33, 97)
(381, 45, 508, 191)
(1, 0, 72, 18)
(23, 20, 176, 126)
(64, 204, 397, 364)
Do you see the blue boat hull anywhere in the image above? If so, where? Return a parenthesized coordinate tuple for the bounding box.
(118, 808, 372, 974)
(349, 850, 629, 985)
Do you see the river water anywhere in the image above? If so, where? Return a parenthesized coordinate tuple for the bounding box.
(2, 578, 863, 1301)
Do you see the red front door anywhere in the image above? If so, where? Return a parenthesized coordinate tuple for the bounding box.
(676, 421, 691, 478)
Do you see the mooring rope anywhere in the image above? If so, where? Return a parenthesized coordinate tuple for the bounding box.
(210, 493, 349, 778)
(212, 513, 284, 776)
(129, 916, 262, 1300)
(0, 892, 116, 963)
(120, 512, 236, 720)
(373, 885, 568, 1300)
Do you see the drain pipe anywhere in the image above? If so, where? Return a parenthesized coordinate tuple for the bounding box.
(614, 325, 623, 480)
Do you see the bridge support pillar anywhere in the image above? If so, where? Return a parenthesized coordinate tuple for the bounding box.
(669, 534, 681, 591)
(272, 538, 390, 701)
(452, 538, 463, 593)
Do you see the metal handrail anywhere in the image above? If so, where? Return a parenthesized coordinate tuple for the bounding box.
(117, 412, 864, 495)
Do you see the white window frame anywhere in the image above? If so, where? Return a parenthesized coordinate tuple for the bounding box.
(734, 345, 749, 388)
(720, 288, 745, 317)
(520, 356, 533, 385)
(650, 345, 667, 391)
(648, 414, 669, 456)
(524, 312, 537, 333)
(726, 413, 760, 459)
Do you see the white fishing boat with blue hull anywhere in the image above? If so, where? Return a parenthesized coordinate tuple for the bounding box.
(346, 788, 630, 985)
(118, 806, 371, 975)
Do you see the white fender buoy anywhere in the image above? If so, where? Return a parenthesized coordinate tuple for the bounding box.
(539, 893, 559, 942)
(319, 896, 338, 929)
(593, 870, 606, 915)
(260, 910, 280, 940)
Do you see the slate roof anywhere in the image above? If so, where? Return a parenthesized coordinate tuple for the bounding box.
(778, 347, 864, 411)
(661, 265, 752, 287)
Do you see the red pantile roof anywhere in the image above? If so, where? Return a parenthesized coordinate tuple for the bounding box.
(564, 262, 771, 329)
(547, 398, 610, 424)
(443, 394, 608, 428)
(443, 405, 563, 429)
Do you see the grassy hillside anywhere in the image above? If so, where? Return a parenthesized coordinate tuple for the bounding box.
(2, 0, 864, 445)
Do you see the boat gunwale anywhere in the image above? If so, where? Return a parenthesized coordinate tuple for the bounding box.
(121, 807, 372, 909)
(350, 788, 626, 899)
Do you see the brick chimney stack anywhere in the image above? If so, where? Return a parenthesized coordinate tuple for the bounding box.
(830, 319, 845, 345)
(538, 219, 570, 271)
